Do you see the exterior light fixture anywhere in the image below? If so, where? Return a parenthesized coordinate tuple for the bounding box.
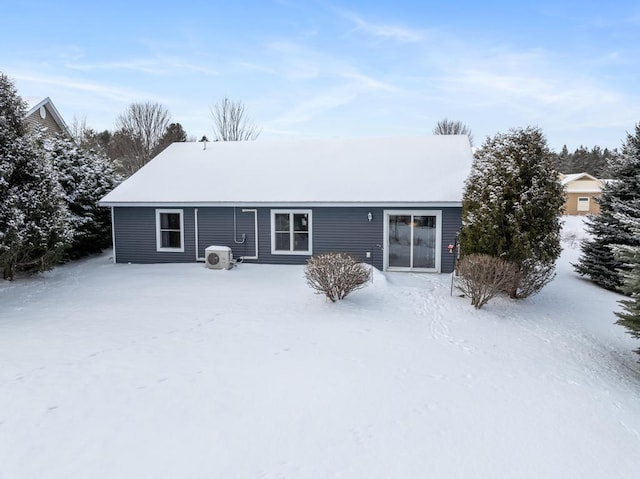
(367, 212, 373, 222)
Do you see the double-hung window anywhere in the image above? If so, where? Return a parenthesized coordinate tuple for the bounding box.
(156, 209, 184, 252)
(271, 210, 312, 255)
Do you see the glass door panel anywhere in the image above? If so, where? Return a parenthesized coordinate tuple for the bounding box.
(388, 215, 411, 268)
(412, 216, 436, 269)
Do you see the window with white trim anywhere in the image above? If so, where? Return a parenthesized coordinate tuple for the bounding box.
(156, 209, 184, 252)
(577, 197, 590, 212)
(271, 210, 312, 255)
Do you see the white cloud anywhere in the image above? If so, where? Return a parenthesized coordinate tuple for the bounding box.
(340, 71, 399, 93)
(236, 61, 277, 75)
(11, 70, 152, 103)
(64, 58, 218, 76)
(340, 10, 424, 42)
(65, 59, 167, 74)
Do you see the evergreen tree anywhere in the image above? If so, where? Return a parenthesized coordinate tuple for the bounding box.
(555, 145, 571, 172)
(152, 122, 188, 156)
(0, 73, 27, 141)
(460, 126, 565, 298)
(0, 131, 71, 280)
(574, 124, 640, 292)
(612, 198, 640, 355)
(553, 144, 615, 177)
(47, 135, 122, 259)
(0, 73, 71, 280)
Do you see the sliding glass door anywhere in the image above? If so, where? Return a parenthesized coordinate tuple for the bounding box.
(385, 211, 441, 272)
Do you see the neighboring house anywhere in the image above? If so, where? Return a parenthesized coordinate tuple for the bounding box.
(23, 96, 69, 136)
(560, 172, 603, 215)
(99, 136, 473, 273)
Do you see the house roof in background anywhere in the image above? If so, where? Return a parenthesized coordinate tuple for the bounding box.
(100, 135, 473, 206)
(560, 172, 599, 185)
(560, 172, 603, 193)
(24, 96, 69, 134)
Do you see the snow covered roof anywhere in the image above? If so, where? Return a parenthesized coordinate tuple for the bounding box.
(100, 136, 473, 206)
(560, 172, 599, 185)
(560, 172, 603, 193)
(23, 96, 69, 134)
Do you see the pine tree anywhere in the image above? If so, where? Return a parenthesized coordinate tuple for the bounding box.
(153, 122, 188, 156)
(555, 145, 571, 172)
(552, 144, 615, 177)
(0, 73, 71, 280)
(460, 126, 565, 298)
(612, 199, 640, 355)
(47, 135, 121, 259)
(574, 124, 640, 292)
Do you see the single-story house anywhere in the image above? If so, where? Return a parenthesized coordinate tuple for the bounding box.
(99, 136, 473, 273)
(560, 172, 603, 215)
(23, 96, 70, 136)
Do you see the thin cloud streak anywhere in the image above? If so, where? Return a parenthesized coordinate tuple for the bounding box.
(65, 58, 218, 76)
(10, 70, 162, 104)
(339, 10, 424, 42)
(3, 1, 638, 151)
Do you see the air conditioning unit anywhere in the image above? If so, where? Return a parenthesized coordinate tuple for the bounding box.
(205, 245, 233, 270)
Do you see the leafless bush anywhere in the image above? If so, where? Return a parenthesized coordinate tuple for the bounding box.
(511, 259, 556, 299)
(305, 252, 371, 302)
(455, 254, 519, 309)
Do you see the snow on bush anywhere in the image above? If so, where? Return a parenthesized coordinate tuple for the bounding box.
(304, 252, 371, 302)
(455, 254, 519, 309)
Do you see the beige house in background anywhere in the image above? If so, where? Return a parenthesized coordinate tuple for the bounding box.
(560, 173, 603, 215)
(23, 96, 69, 136)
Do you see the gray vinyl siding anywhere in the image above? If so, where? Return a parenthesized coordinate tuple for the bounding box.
(112, 205, 461, 272)
(197, 208, 257, 260)
(113, 207, 196, 263)
(255, 207, 380, 267)
(440, 207, 462, 273)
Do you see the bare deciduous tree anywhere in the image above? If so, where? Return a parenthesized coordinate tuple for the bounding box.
(433, 118, 474, 146)
(210, 97, 261, 141)
(70, 114, 90, 144)
(114, 102, 171, 175)
(69, 115, 111, 154)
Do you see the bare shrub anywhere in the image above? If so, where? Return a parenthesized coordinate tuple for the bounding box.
(455, 254, 519, 309)
(305, 252, 371, 302)
(511, 259, 556, 299)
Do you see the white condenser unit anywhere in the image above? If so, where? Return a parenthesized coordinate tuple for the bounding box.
(204, 246, 233, 270)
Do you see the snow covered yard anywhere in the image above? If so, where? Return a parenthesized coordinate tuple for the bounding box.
(2, 220, 640, 478)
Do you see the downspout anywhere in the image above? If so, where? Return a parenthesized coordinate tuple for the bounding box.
(241, 208, 259, 260)
(110, 206, 117, 264)
(195, 208, 204, 262)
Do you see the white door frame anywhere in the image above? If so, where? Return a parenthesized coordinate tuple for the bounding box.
(383, 210, 442, 272)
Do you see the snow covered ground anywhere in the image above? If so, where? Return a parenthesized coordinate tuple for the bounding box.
(1, 217, 639, 478)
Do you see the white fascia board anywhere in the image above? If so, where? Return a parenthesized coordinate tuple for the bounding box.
(99, 201, 463, 208)
(25, 96, 70, 136)
(25, 97, 48, 117)
(44, 99, 71, 135)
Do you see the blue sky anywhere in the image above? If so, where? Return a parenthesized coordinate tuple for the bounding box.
(3, 0, 639, 151)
